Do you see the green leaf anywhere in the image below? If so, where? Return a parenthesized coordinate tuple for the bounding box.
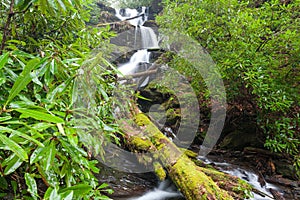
(15, 108, 64, 123)
(98, 183, 109, 189)
(5, 58, 41, 106)
(60, 191, 73, 200)
(3, 154, 23, 175)
(0, 52, 9, 70)
(43, 187, 53, 200)
(0, 126, 44, 147)
(25, 173, 38, 200)
(44, 141, 56, 172)
(49, 187, 61, 200)
(0, 134, 28, 161)
(30, 139, 51, 164)
(0, 116, 12, 122)
(0, 177, 8, 190)
(59, 184, 93, 197)
(47, 76, 73, 102)
(57, 0, 66, 12)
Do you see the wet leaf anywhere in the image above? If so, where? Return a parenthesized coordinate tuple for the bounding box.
(5, 58, 41, 106)
(2, 154, 23, 175)
(59, 184, 93, 196)
(0, 126, 44, 147)
(0, 134, 28, 161)
(0, 52, 9, 70)
(16, 108, 64, 123)
(25, 173, 38, 200)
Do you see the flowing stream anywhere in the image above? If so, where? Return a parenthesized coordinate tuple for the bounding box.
(112, 5, 288, 200)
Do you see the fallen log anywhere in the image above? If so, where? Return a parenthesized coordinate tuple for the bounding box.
(118, 108, 254, 200)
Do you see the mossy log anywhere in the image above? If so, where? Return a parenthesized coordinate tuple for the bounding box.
(119, 110, 253, 200)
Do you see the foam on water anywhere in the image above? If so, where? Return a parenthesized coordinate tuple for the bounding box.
(130, 180, 182, 200)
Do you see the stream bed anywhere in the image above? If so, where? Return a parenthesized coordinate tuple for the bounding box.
(113, 154, 296, 200)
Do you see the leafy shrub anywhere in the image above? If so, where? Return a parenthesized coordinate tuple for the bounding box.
(0, 0, 117, 199)
(157, 0, 300, 177)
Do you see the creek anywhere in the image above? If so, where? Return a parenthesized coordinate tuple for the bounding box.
(107, 4, 296, 200)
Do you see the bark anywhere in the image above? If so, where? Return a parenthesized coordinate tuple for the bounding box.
(119, 108, 254, 200)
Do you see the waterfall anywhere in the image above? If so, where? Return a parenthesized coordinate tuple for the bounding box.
(114, 6, 159, 87)
(140, 26, 159, 49)
(117, 49, 150, 76)
(115, 7, 148, 26)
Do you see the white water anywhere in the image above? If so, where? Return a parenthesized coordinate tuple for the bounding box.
(129, 180, 182, 200)
(117, 49, 150, 76)
(198, 157, 284, 200)
(140, 26, 159, 49)
(115, 7, 148, 26)
(115, 6, 159, 87)
(224, 168, 281, 200)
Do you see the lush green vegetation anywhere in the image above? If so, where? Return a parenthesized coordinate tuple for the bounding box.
(0, 0, 117, 199)
(0, 0, 299, 199)
(157, 0, 299, 176)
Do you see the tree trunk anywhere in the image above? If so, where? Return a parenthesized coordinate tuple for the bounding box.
(119, 108, 253, 200)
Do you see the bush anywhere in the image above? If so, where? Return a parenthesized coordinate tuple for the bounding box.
(0, 0, 117, 198)
(157, 0, 300, 177)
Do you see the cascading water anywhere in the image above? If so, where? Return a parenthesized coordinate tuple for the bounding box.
(111, 4, 289, 200)
(114, 5, 159, 88)
(115, 7, 148, 26)
(117, 49, 150, 76)
(199, 156, 285, 200)
(140, 26, 159, 49)
(129, 180, 182, 200)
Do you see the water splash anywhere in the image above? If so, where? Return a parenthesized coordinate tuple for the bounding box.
(117, 49, 150, 76)
(130, 180, 182, 200)
(198, 157, 283, 200)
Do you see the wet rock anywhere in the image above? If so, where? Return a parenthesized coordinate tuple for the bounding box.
(95, 162, 158, 198)
(273, 160, 298, 180)
(219, 129, 258, 150)
(143, 20, 158, 27)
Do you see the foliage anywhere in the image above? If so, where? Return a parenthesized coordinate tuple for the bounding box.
(0, 0, 117, 199)
(157, 0, 300, 177)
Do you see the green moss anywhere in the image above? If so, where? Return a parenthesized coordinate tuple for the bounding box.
(130, 136, 152, 151)
(154, 162, 166, 181)
(180, 148, 198, 158)
(232, 179, 253, 199)
(133, 112, 235, 200)
(134, 113, 151, 126)
(170, 156, 234, 200)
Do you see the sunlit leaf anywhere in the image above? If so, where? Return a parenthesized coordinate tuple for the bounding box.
(0, 116, 12, 122)
(44, 141, 56, 172)
(25, 173, 38, 200)
(5, 58, 41, 106)
(0, 126, 44, 147)
(0, 52, 9, 70)
(15, 108, 64, 123)
(59, 184, 93, 197)
(0, 134, 28, 161)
